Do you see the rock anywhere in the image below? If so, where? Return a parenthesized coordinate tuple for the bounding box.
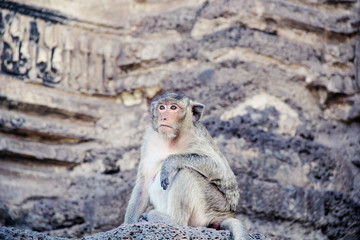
(0, 223, 270, 240)
(220, 92, 301, 136)
(0, 0, 359, 239)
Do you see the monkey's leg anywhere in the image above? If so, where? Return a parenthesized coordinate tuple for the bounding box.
(160, 154, 239, 211)
(166, 169, 199, 226)
(220, 218, 249, 240)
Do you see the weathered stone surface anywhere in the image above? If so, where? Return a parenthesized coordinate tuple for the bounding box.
(0, 223, 270, 240)
(0, 0, 359, 240)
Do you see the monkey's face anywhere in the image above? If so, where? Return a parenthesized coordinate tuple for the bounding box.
(150, 92, 204, 139)
(155, 102, 184, 139)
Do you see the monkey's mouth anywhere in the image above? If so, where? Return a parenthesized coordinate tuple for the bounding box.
(159, 124, 173, 129)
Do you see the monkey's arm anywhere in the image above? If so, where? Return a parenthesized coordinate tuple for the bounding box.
(160, 154, 239, 210)
(124, 179, 150, 224)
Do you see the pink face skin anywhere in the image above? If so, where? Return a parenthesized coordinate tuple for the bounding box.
(157, 103, 182, 137)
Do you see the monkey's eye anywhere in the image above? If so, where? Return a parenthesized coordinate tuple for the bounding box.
(170, 105, 177, 110)
(159, 105, 165, 110)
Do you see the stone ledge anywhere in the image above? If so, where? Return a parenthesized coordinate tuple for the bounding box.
(0, 222, 270, 240)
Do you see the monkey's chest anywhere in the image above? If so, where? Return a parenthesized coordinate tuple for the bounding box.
(148, 171, 175, 214)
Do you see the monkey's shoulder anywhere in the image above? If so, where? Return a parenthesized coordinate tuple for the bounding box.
(193, 122, 219, 146)
(193, 122, 211, 136)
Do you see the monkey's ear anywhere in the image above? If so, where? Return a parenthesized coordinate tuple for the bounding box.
(192, 103, 205, 122)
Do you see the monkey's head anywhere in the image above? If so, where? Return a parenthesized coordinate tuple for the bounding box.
(150, 92, 204, 139)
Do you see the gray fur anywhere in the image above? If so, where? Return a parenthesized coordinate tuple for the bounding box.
(124, 92, 249, 240)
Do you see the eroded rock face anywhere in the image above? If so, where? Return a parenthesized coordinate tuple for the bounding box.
(0, 0, 359, 240)
(0, 223, 269, 240)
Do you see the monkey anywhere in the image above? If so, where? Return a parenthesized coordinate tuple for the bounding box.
(124, 92, 249, 240)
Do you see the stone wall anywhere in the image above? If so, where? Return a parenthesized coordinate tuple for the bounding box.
(0, 0, 359, 239)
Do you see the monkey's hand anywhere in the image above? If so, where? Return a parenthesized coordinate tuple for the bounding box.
(160, 156, 179, 190)
(160, 173, 170, 190)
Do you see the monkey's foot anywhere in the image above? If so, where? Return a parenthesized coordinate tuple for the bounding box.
(139, 213, 149, 222)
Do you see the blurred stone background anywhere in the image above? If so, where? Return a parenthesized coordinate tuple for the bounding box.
(0, 0, 359, 239)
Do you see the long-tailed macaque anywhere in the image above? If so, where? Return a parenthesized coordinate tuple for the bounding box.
(124, 92, 249, 240)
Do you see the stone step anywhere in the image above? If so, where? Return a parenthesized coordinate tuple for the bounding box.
(0, 109, 96, 144)
(0, 134, 88, 164)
